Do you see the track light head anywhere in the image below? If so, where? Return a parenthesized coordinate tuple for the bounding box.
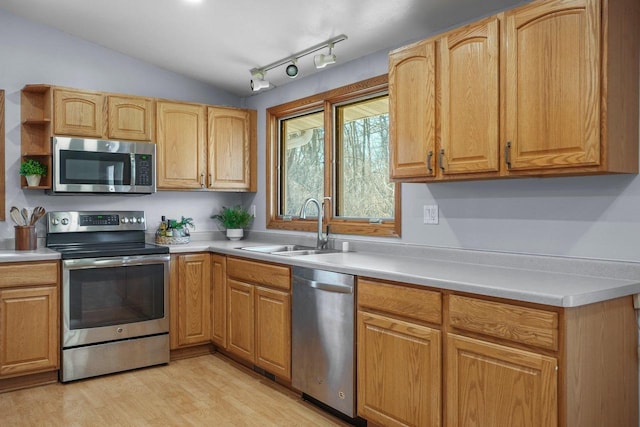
(250, 70, 269, 92)
(285, 60, 299, 78)
(314, 44, 336, 69)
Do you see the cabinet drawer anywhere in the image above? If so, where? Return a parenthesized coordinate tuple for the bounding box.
(448, 295, 558, 351)
(227, 257, 290, 290)
(0, 262, 58, 289)
(357, 278, 442, 324)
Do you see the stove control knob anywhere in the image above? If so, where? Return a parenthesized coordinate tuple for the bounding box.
(130, 217, 137, 223)
(122, 217, 129, 224)
(61, 218, 69, 225)
(51, 218, 60, 225)
(138, 217, 145, 224)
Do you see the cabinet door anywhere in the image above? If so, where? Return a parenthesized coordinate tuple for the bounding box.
(504, 0, 600, 171)
(170, 254, 211, 349)
(440, 18, 499, 175)
(254, 286, 291, 380)
(210, 254, 227, 349)
(0, 286, 58, 377)
(389, 40, 437, 180)
(156, 101, 207, 189)
(53, 89, 104, 138)
(357, 310, 441, 427)
(107, 95, 154, 141)
(226, 279, 254, 362)
(207, 107, 255, 191)
(447, 334, 557, 427)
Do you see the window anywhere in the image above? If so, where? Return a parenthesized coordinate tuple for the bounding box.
(267, 75, 400, 237)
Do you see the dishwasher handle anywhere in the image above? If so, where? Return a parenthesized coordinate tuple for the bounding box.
(294, 277, 353, 294)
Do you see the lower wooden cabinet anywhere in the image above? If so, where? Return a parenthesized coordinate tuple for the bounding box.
(170, 253, 211, 349)
(357, 278, 443, 426)
(210, 254, 227, 348)
(226, 278, 254, 360)
(357, 311, 441, 427)
(446, 334, 557, 427)
(226, 257, 291, 381)
(0, 261, 59, 381)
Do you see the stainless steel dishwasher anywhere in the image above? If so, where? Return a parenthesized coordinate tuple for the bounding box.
(292, 266, 356, 418)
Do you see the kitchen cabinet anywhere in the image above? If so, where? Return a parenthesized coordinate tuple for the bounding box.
(446, 295, 558, 426)
(210, 254, 227, 349)
(207, 107, 257, 191)
(0, 261, 59, 391)
(156, 103, 257, 191)
(389, 40, 436, 180)
(438, 17, 500, 177)
(170, 253, 211, 349)
(226, 257, 291, 380)
(107, 95, 155, 141)
(389, 0, 639, 182)
(53, 88, 104, 138)
(156, 101, 207, 189)
(357, 278, 442, 426)
(356, 279, 636, 427)
(20, 85, 156, 189)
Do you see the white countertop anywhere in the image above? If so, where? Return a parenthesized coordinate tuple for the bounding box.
(163, 238, 640, 308)
(2, 238, 638, 308)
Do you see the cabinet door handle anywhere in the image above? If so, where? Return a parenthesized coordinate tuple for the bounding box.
(208, 174, 212, 187)
(505, 142, 512, 169)
(438, 149, 445, 171)
(200, 173, 205, 188)
(426, 151, 433, 174)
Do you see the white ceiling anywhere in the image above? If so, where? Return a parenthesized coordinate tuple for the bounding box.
(0, 0, 528, 97)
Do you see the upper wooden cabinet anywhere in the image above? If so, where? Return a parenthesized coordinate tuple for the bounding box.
(53, 88, 104, 138)
(389, 0, 639, 182)
(107, 95, 155, 141)
(439, 17, 500, 177)
(21, 84, 256, 192)
(156, 101, 207, 189)
(389, 40, 436, 180)
(156, 103, 256, 191)
(207, 107, 257, 191)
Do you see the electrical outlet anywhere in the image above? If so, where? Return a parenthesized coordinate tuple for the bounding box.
(250, 205, 256, 217)
(423, 205, 439, 224)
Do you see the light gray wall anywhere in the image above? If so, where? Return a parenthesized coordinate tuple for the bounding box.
(0, 8, 242, 241)
(243, 43, 640, 263)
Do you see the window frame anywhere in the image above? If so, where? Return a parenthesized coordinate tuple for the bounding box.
(266, 75, 401, 237)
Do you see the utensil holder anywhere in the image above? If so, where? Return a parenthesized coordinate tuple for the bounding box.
(15, 225, 37, 250)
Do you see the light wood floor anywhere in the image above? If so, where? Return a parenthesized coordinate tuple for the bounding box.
(0, 354, 350, 426)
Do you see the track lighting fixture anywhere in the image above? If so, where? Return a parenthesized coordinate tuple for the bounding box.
(249, 34, 347, 92)
(250, 70, 269, 92)
(314, 44, 336, 69)
(285, 60, 299, 78)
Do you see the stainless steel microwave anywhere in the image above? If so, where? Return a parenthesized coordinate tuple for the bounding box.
(50, 137, 156, 194)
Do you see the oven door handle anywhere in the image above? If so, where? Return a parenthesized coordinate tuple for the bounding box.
(63, 254, 170, 270)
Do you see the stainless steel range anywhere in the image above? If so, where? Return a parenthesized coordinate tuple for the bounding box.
(46, 210, 170, 382)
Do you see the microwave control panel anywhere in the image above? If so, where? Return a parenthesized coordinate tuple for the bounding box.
(135, 154, 153, 186)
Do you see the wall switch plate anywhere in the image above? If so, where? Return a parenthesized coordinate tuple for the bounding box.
(250, 205, 256, 217)
(423, 205, 439, 224)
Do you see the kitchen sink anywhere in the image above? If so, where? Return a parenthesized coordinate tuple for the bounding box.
(238, 244, 342, 256)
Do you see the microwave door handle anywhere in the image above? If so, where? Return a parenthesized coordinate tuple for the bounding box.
(130, 153, 136, 186)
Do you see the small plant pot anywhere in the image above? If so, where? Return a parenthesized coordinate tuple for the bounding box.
(25, 174, 42, 187)
(226, 228, 244, 241)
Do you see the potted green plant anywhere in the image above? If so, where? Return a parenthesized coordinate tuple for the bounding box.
(19, 159, 47, 187)
(213, 205, 254, 240)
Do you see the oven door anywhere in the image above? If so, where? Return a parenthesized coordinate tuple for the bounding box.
(62, 254, 169, 348)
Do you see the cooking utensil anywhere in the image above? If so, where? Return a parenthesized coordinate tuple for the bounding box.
(21, 208, 30, 225)
(30, 206, 46, 225)
(10, 206, 24, 226)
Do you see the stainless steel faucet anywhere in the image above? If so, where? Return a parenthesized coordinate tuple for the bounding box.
(300, 197, 330, 249)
